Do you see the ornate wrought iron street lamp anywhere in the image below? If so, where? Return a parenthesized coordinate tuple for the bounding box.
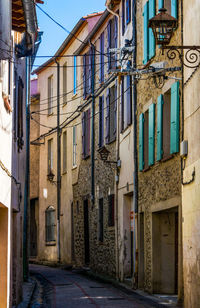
(98, 146, 118, 166)
(148, 5, 200, 68)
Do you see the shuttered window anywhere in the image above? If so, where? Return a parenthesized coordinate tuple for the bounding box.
(100, 32, 104, 84)
(17, 76, 24, 150)
(45, 206, 56, 242)
(126, 0, 131, 24)
(83, 53, 90, 98)
(99, 95, 104, 148)
(47, 139, 53, 174)
(106, 85, 117, 144)
(170, 81, 179, 154)
(122, 0, 125, 35)
(82, 109, 91, 159)
(144, 110, 149, 169)
(108, 194, 115, 227)
(63, 62, 67, 105)
(73, 56, 77, 95)
(63, 131, 67, 173)
(107, 20, 111, 71)
(126, 75, 132, 126)
(148, 103, 155, 166)
(143, 0, 155, 64)
(98, 198, 104, 242)
(156, 94, 163, 161)
(48, 75, 53, 115)
(120, 76, 125, 132)
(73, 126, 77, 167)
(139, 113, 144, 171)
(149, 0, 155, 59)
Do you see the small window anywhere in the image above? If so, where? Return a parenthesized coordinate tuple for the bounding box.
(108, 194, 115, 227)
(48, 75, 53, 115)
(72, 126, 77, 167)
(98, 198, 104, 242)
(82, 109, 91, 159)
(73, 56, 77, 95)
(63, 62, 67, 105)
(45, 206, 56, 242)
(63, 131, 67, 173)
(99, 96, 104, 148)
(47, 138, 53, 174)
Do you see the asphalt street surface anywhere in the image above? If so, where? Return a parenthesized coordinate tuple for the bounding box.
(29, 264, 168, 308)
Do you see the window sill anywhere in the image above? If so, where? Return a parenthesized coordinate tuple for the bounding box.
(107, 137, 116, 145)
(45, 241, 56, 246)
(62, 102, 67, 108)
(82, 154, 90, 160)
(72, 165, 77, 170)
(161, 154, 174, 162)
(62, 170, 67, 175)
(72, 93, 77, 99)
(47, 112, 54, 117)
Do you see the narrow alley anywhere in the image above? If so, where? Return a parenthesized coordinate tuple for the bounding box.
(29, 264, 176, 308)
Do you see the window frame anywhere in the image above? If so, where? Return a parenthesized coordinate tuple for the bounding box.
(45, 206, 56, 244)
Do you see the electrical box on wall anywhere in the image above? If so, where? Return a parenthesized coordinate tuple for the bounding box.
(180, 140, 188, 158)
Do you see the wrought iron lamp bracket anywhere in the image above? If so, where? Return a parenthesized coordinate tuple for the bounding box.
(162, 46, 200, 68)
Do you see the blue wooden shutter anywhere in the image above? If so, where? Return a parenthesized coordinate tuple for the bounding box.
(106, 88, 110, 144)
(149, 0, 155, 59)
(107, 21, 111, 72)
(99, 96, 104, 147)
(157, 94, 163, 161)
(127, 75, 132, 126)
(114, 16, 118, 67)
(159, 0, 164, 9)
(83, 55, 86, 99)
(139, 113, 144, 171)
(122, 0, 125, 35)
(87, 109, 91, 155)
(73, 56, 77, 94)
(143, 2, 149, 64)
(89, 48, 92, 94)
(114, 81, 117, 137)
(171, 0, 177, 18)
(126, 0, 131, 25)
(148, 103, 155, 166)
(120, 76, 124, 132)
(100, 32, 104, 83)
(170, 81, 179, 154)
(82, 112, 85, 157)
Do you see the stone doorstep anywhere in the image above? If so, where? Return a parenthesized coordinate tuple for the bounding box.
(77, 268, 183, 308)
(16, 279, 36, 308)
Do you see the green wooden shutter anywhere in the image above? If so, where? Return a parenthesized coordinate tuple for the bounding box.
(143, 2, 149, 64)
(149, 0, 155, 59)
(171, 0, 177, 18)
(139, 113, 144, 171)
(157, 95, 163, 161)
(170, 81, 179, 154)
(148, 103, 155, 166)
(159, 0, 164, 8)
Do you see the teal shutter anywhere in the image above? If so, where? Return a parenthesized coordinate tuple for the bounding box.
(157, 95, 163, 161)
(171, 0, 177, 18)
(159, 0, 164, 8)
(149, 0, 155, 59)
(170, 81, 179, 154)
(139, 113, 144, 171)
(143, 2, 149, 64)
(148, 103, 155, 166)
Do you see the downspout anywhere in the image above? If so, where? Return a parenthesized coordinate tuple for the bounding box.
(91, 44, 95, 205)
(105, 2, 120, 280)
(132, 0, 138, 288)
(23, 56, 31, 281)
(55, 58, 61, 263)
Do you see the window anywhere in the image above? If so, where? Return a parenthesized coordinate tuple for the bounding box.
(99, 95, 104, 148)
(47, 138, 53, 174)
(121, 75, 132, 132)
(143, 0, 155, 64)
(45, 206, 56, 242)
(157, 82, 180, 161)
(63, 62, 67, 105)
(139, 103, 155, 171)
(83, 46, 95, 99)
(107, 17, 118, 71)
(82, 109, 91, 159)
(73, 56, 77, 95)
(72, 126, 77, 167)
(98, 198, 104, 242)
(99, 32, 104, 84)
(63, 131, 67, 173)
(17, 76, 24, 150)
(108, 194, 115, 227)
(122, 0, 131, 34)
(106, 84, 117, 144)
(48, 75, 53, 115)
(158, 0, 177, 18)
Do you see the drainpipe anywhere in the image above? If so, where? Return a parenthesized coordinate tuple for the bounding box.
(105, 2, 120, 280)
(132, 0, 138, 288)
(91, 44, 95, 205)
(23, 56, 30, 281)
(55, 58, 61, 263)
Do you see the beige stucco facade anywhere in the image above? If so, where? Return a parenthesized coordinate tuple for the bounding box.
(182, 1, 200, 307)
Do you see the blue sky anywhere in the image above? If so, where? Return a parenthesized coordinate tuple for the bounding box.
(34, 0, 106, 67)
